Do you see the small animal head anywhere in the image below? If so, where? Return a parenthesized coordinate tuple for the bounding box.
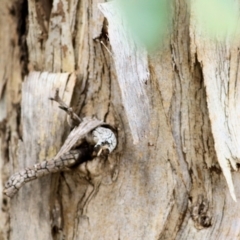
(92, 127, 117, 156)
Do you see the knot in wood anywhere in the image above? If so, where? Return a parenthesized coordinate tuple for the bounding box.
(191, 195, 212, 229)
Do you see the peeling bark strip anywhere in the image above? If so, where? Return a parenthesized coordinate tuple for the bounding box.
(7, 71, 75, 240)
(201, 50, 238, 202)
(99, 2, 150, 144)
(190, 8, 240, 201)
(20, 71, 76, 168)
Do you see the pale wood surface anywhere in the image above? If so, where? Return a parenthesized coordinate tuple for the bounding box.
(9, 72, 75, 240)
(190, 2, 240, 202)
(1, 0, 240, 240)
(99, 2, 150, 144)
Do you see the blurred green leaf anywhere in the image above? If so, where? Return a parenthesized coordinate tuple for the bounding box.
(193, 0, 239, 40)
(116, 0, 172, 51)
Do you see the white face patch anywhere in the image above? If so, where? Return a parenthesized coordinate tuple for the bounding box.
(92, 127, 117, 153)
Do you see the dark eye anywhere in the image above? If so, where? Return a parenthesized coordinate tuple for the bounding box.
(101, 141, 108, 146)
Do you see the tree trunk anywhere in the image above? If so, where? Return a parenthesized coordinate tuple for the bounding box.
(1, 0, 240, 239)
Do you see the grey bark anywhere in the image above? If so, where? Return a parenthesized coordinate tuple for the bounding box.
(1, 0, 240, 240)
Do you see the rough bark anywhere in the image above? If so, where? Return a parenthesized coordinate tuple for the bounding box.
(1, 0, 240, 240)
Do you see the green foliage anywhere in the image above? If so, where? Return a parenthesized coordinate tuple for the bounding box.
(115, 0, 240, 51)
(193, 0, 239, 40)
(115, 0, 172, 51)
